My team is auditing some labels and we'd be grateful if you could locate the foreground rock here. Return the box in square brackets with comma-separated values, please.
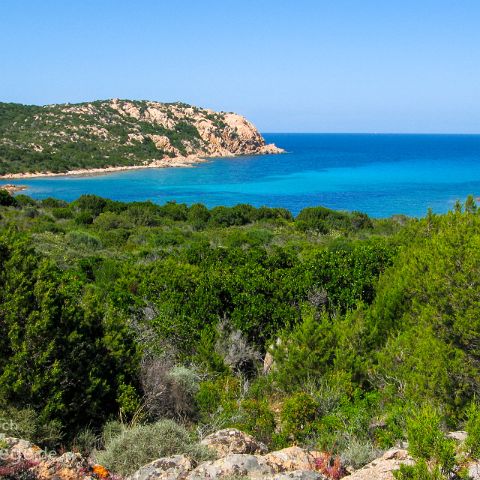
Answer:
[129, 455, 194, 480]
[186, 453, 274, 479]
[200, 428, 268, 456]
[0, 432, 416, 480]
[128, 446, 328, 480]
[0, 437, 94, 480]
[264, 447, 324, 473]
[347, 449, 413, 480]
[469, 461, 480, 480]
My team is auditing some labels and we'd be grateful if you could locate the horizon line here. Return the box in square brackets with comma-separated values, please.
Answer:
[262, 132, 480, 135]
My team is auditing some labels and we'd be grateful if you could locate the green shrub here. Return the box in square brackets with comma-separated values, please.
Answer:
[117, 382, 142, 417]
[95, 419, 214, 476]
[280, 392, 319, 443]
[0, 190, 16, 207]
[72, 427, 99, 456]
[273, 310, 336, 391]
[66, 231, 103, 250]
[340, 438, 381, 469]
[196, 377, 241, 429]
[295, 206, 372, 233]
[93, 211, 129, 229]
[101, 420, 124, 445]
[0, 404, 62, 448]
[374, 402, 407, 449]
[235, 399, 276, 445]
[465, 401, 480, 459]
[188, 203, 210, 229]
[51, 207, 73, 219]
[40, 197, 68, 208]
[400, 406, 456, 478]
[73, 194, 107, 216]
[74, 211, 94, 225]
[394, 460, 444, 480]
[13, 195, 36, 207]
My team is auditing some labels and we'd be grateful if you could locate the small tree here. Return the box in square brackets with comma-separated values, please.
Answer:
[465, 401, 480, 459]
[273, 308, 336, 391]
[394, 405, 456, 479]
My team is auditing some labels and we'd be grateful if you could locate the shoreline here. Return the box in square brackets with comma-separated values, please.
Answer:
[0, 155, 209, 180]
[0, 146, 285, 181]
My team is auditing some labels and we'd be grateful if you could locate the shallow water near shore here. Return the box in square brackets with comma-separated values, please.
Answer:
[3, 133, 480, 218]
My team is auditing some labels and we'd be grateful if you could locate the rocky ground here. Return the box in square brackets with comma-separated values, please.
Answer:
[0, 183, 26, 193]
[1, 429, 478, 480]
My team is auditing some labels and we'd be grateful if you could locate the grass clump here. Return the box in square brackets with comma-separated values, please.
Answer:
[340, 437, 381, 469]
[94, 419, 214, 476]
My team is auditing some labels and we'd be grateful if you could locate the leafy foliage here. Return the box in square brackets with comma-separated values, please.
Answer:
[0, 194, 479, 476]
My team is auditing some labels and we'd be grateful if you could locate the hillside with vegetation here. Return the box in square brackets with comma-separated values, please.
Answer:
[0, 99, 282, 176]
[0, 192, 480, 479]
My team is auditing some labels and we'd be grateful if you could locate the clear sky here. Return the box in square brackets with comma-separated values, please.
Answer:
[1, 0, 479, 133]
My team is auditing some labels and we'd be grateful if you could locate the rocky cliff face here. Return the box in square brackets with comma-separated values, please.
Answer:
[108, 99, 283, 157]
[0, 99, 283, 175]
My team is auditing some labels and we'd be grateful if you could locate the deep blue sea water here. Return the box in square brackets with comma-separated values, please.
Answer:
[3, 133, 480, 218]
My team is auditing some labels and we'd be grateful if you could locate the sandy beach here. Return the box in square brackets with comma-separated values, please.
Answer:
[0, 155, 208, 180]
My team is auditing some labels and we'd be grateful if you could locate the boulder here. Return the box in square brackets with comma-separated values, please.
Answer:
[200, 429, 268, 456]
[266, 472, 327, 480]
[185, 445, 329, 479]
[468, 462, 480, 480]
[3, 436, 45, 462]
[264, 446, 319, 472]
[347, 448, 413, 480]
[128, 455, 194, 480]
[186, 453, 274, 479]
[0, 439, 93, 480]
[125, 433, 333, 479]
[447, 430, 468, 442]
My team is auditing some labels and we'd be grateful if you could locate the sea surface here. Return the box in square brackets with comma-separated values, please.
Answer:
[3, 134, 480, 218]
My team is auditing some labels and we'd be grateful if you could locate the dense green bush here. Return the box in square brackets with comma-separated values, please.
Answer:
[196, 377, 241, 430]
[0, 190, 16, 207]
[0, 232, 140, 437]
[1, 194, 479, 462]
[0, 402, 62, 447]
[296, 206, 373, 233]
[371, 209, 480, 419]
[235, 399, 276, 445]
[280, 392, 319, 443]
[273, 310, 337, 391]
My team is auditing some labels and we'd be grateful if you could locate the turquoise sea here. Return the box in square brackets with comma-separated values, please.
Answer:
[3, 134, 480, 218]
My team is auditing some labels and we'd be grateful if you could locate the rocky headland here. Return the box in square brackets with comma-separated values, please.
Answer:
[0, 99, 284, 178]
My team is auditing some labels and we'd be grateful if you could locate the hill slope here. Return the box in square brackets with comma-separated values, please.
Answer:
[0, 99, 283, 176]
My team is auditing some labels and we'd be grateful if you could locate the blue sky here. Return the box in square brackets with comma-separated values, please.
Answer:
[1, 0, 479, 133]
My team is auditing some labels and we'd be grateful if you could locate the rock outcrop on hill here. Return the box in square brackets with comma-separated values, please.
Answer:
[0, 99, 284, 177]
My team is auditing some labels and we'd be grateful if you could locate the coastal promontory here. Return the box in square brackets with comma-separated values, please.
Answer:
[0, 99, 283, 177]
